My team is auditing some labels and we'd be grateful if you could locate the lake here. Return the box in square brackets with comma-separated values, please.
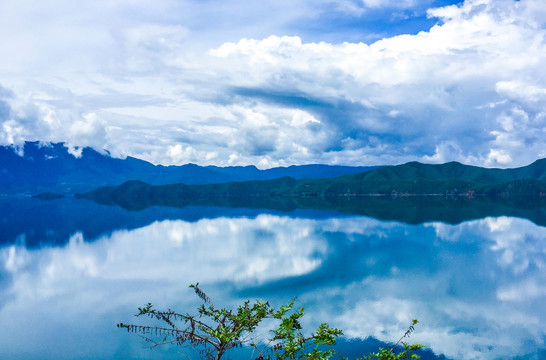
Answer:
[1, 197, 545, 359]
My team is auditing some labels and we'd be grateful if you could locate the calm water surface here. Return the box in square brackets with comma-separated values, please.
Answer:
[0, 198, 545, 359]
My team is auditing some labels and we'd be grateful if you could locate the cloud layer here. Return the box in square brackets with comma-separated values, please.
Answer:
[1, 0, 545, 167]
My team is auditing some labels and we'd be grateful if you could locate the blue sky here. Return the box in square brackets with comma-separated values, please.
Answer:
[1, 0, 545, 168]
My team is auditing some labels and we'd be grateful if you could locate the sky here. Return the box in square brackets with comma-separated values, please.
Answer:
[0, 0, 545, 168]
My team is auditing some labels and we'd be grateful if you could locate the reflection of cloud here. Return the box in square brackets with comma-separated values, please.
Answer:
[1, 215, 545, 359]
[430, 216, 546, 275]
[2, 215, 331, 288]
[0, 215, 332, 359]
[332, 283, 543, 360]
[409, 217, 546, 358]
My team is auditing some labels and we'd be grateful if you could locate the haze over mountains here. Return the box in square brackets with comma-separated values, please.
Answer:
[0, 142, 377, 194]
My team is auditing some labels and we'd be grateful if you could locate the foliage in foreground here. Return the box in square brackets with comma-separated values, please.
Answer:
[117, 283, 424, 360]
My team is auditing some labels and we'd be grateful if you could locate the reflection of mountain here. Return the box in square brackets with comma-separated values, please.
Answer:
[77, 190, 546, 226]
[0, 142, 376, 194]
[6, 194, 546, 249]
[0, 197, 300, 248]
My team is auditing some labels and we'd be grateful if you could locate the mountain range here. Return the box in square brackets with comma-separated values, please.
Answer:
[3, 141, 546, 225]
[77, 157, 546, 211]
[3, 141, 546, 211]
[0, 141, 377, 194]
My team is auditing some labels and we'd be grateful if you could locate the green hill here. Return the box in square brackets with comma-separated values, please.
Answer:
[289, 159, 546, 196]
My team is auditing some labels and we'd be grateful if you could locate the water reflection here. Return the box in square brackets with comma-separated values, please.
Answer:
[1, 213, 545, 359]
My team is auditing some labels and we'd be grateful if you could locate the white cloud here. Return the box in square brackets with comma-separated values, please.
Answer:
[485, 148, 513, 166]
[496, 80, 546, 104]
[202, 0, 546, 167]
[166, 143, 218, 164]
[1, 0, 546, 167]
[0, 89, 109, 151]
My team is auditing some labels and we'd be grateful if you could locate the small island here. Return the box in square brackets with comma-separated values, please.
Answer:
[32, 192, 65, 200]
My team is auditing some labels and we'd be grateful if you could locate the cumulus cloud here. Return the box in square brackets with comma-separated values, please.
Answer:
[205, 0, 546, 167]
[1, 0, 545, 167]
[0, 87, 109, 151]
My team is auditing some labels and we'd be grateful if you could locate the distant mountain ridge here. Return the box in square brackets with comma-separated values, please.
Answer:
[0, 141, 378, 194]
